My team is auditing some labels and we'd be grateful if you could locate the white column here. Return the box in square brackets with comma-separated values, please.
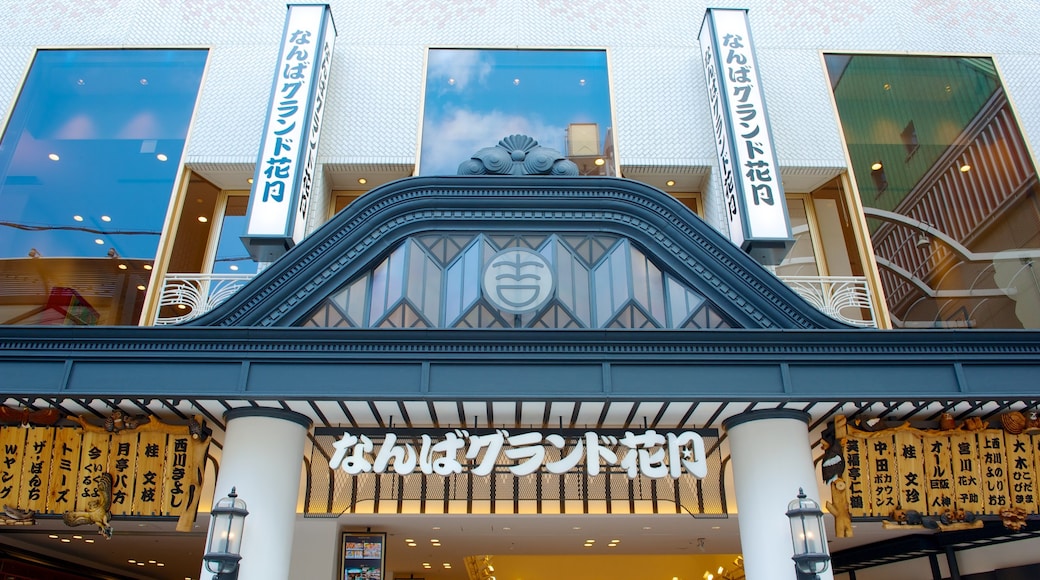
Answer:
[201, 408, 311, 580]
[724, 409, 833, 580]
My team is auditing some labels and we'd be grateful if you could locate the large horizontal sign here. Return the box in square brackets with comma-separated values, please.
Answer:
[243, 3, 337, 262]
[699, 8, 793, 265]
[328, 429, 708, 479]
[0, 412, 209, 533]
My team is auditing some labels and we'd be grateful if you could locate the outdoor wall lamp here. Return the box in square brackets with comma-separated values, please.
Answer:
[203, 488, 249, 580]
[786, 488, 830, 580]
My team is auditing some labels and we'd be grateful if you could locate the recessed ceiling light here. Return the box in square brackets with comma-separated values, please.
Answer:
[77, 79, 85, 85]
[666, 180, 676, 187]
[140, 78, 148, 85]
[143, 264, 153, 270]
[513, 78, 520, 85]
[448, 78, 455, 85]
[579, 79, 586, 86]
[48, 153, 60, 161]
[959, 164, 971, 172]
[230, 264, 239, 271]
[137, 562, 145, 566]
[156, 563, 164, 567]
[247, 177, 254, 184]
[502, 527, 511, 530]
[94, 238, 104, 245]
[198, 216, 208, 223]
[148, 560, 156, 564]
[594, 158, 605, 166]
[85, 539, 94, 543]
[137, 285, 147, 291]
[642, 526, 652, 530]
[128, 560, 136, 564]
[358, 178, 367, 185]
[711, 526, 721, 530]
[48, 534, 58, 539]
[883, 82, 891, 90]
[156, 153, 168, 162]
[101, 215, 111, 222]
[177, 304, 187, 310]
[871, 162, 883, 171]
[73, 215, 83, 221]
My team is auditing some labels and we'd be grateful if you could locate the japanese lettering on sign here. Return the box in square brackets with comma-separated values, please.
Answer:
[328, 429, 709, 480]
[831, 414, 1040, 535]
[698, 8, 792, 265]
[243, 4, 337, 262]
[0, 415, 209, 532]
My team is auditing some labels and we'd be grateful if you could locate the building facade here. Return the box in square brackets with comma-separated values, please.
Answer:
[1, 2, 1040, 580]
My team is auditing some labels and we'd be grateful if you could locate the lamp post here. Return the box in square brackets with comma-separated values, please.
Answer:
[203, 488, 249, 580]
[786, 488, 830, 580]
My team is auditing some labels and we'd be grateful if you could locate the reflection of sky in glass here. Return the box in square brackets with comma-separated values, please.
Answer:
[0, 50, 208, 259]
[212, 213, 259, 275]
[419, 49, 612, 175]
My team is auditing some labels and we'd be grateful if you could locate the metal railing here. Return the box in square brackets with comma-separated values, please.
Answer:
[156, 273, 879, 328]
[154, 273, 255, 325]
[778, 275, 878, 328]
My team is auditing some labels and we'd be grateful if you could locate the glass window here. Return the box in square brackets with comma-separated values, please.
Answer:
[0, 49, 207, 325]
[419, 49, 615, 176]
[826, 54, 1040, 329]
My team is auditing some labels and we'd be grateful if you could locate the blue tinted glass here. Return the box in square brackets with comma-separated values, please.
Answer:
[0, 49, 207, 325]
[420, 49, 614, 176]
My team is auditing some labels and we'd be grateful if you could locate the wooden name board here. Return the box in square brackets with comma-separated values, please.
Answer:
[0, 414, 209, 532]
[825, 414, 1037, 537]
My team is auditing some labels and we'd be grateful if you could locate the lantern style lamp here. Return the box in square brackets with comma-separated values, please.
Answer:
[786, 488, 830, 580]
[203, 488, 249, 580]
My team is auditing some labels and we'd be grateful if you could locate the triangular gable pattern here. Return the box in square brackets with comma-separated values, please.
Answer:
[188, 176, 852, 329]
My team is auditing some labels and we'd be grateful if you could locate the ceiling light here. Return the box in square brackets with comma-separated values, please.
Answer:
[579, 79, 586, 86]
[871, 161, 883, 171]
[959, 163, 971, 172]
[883, 82, 891, 90]
[73, 215, 83, 221]
[594, 158, 605, 166]
[443, 563, 451, 568]
[448, 78, 455, 85]
[229, 264, 239, 271]
[711, 526, 721, 530]
[85, 539, 94, 543]
[945, 84, 952, 93]
[666, 180, 676, 187]
[156, 153, 168, 162]
[128, 560, 136, 564]
[137, 285, 147, 291]
[48, 153, 60, 161]
[198, 216, 208, 223]
[73, 535, 82, 539]
[77, 79, 84, 85]
[143, 264, 152, 270]
[430, 538, 439, 543]
[101, 215, 111, 222]
[247, 177, 254, 184]
[156, 563, 164, 567]
[48, 534, 58, 539]
[177, 304, 187, 310]
[585, 539, 595, 543]
[357, 178, 367, 185]
[571, 526, 581, 530]
[94, 238, 104, 245]
[139, 78, 148, 85]
[513, 78, 520, 86]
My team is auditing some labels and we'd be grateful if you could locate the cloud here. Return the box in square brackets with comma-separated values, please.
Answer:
[427, 50, 492, 92]
[419, 108, 567, 175]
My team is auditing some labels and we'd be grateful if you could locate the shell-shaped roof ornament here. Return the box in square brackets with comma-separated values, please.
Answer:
[458, 134, 579, 176]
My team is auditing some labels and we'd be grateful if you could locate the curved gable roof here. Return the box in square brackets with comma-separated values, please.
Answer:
[188, 176, 852, 329]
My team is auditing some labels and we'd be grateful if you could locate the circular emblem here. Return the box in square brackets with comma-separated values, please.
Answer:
[482, 248, 554, 314]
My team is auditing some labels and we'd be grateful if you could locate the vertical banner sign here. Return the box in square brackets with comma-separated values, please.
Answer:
[243, 4, 337, 262]
[698, 8, 793, 265]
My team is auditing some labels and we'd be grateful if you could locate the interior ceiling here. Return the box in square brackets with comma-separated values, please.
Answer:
[0, 396, 1036, 579]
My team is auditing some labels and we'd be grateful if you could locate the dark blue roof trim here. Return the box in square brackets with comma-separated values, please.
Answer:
[187, 176, 851, 329]
[0, 326, 1038, 401]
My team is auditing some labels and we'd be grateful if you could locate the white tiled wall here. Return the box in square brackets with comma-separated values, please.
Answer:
[1, 0, 1039, 233]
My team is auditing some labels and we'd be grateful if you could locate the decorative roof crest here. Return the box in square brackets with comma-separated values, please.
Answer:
[457, 134, 579, 176]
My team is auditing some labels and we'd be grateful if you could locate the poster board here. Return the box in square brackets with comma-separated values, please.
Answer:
[340, 531, 386, 580]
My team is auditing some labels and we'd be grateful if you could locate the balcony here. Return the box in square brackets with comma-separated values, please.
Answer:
[778, 275, 878, 328]
[154, 273, 879, 328]
[154, 273, 255, 325]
